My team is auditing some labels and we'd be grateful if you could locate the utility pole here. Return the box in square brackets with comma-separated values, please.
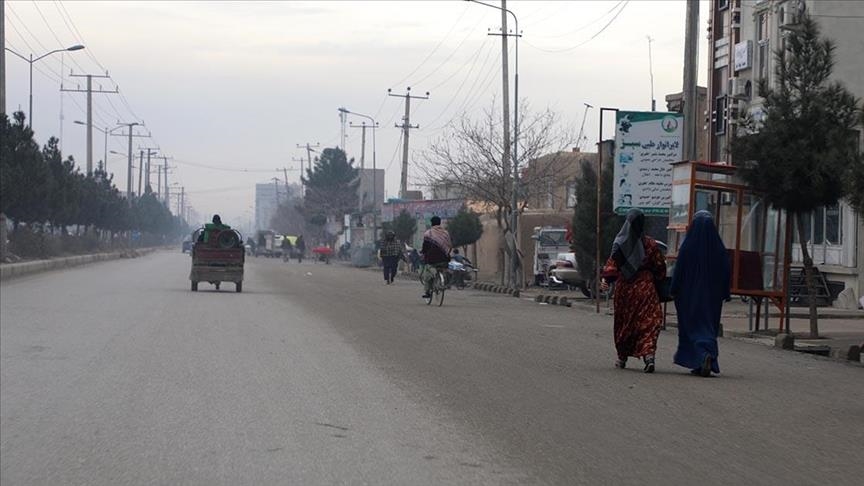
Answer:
[61, 73, 117, 175]
[1, 0, 5, 116]
[270, 177, 282, 208]
[647, 36, 656, 111]
[682, 0, 700, 161]
[349, 121, 369, 170]
[180, 187, 186, 222]
[296, 142, 320, 174]
[338, 107, 348, 150]
[139, 147, 159, 193]
[138, 150, 144, 196]
[477, 0, 521, 287]
[388, 87, 429, 199]
[111, 122, 147, 200]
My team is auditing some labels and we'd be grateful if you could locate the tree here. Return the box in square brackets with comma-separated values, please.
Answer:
[419, 101, 573, 287]
[300, 147, 359, 243]
[0, 112, 51, 226]
[571, 159, 623, 291]
[387, 210, 417, 245]
[447, 207, 483, 249]
[846, 105, 864, 214]
[730, 15, 862, 338]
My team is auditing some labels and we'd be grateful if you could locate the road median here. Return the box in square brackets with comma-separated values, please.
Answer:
[0, 247, 161, 281]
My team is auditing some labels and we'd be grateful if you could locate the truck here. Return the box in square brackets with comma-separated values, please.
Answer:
[531, 226, 571, 287]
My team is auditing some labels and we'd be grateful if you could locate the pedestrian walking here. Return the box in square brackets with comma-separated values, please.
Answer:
[295, 235, 306, 263]
[671, 210, 731, 377]
[601, 208, 666, 372]
[378, 231, 402, 284]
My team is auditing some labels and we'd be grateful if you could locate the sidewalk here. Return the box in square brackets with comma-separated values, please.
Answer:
[508, 285, 863, 363]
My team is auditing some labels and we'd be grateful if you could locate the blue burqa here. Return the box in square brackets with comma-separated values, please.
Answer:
[671, 211, 731, 373]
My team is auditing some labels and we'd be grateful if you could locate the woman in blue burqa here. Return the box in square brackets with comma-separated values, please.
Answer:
[671, 210, 731, 377]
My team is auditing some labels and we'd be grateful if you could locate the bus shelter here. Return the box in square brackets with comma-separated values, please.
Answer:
[668, 161, 792, 331]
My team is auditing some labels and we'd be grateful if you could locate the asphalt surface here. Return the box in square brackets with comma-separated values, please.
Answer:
[1, 250, 862, 485]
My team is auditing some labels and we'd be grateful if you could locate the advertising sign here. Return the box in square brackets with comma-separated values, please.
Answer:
[613, 111, 683, 216]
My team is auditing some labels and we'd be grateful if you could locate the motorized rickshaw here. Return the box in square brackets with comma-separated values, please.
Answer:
[189, 226, 245, 292]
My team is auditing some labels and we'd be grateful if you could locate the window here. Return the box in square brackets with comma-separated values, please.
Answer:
[566, 183, 577, 208]
[718, 0, 730, 11]
[713, 96, 727, 135]
[756, 11, 770, 82]
[796, 204, 843, 246]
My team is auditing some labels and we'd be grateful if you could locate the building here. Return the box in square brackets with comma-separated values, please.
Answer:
[706, 0, 864, 302]
[254, 182, 290, 232]
[357, 168, 385, 213]
[523, 148, 597, 212]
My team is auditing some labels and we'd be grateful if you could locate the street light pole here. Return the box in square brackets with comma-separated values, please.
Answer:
[3, 44, 85, 127]
[467, 0, 521, 287]
[343, 109, 380, 241]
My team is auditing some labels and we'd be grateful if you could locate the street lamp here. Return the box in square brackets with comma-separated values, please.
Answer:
[341, 108, 380, 240]
[466, 0, 520, 286]
[4, 44, 85, 127]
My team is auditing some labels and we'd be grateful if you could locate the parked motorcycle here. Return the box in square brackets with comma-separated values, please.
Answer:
[447, 260, 477, 290]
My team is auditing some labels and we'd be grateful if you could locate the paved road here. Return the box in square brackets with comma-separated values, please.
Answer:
[2, 251, 862, 485]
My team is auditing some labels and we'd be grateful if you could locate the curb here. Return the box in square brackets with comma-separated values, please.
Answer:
[472, 281, 521, 298]
[0, 248, 159, 281]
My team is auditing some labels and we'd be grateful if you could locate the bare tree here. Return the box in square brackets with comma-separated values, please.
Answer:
[419, 101, 574, 286]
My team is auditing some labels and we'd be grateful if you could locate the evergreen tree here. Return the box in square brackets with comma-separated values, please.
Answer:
[447, 207, 483, 249]
[570, 159, 622, 293]
[730, 16, 861, 337]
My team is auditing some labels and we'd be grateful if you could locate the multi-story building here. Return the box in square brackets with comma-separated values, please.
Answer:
[707, 0, 864, 301]
[254, 182, 290, 232]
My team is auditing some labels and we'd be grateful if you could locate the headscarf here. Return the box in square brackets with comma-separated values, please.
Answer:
[611, 208, 646, 281]
[672, 210, 730, 299]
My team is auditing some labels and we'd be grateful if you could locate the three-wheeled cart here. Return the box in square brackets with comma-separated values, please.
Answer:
[189, 228, 245, 292]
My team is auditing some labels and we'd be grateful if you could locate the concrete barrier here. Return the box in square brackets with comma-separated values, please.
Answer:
[0, 248, 158, 281]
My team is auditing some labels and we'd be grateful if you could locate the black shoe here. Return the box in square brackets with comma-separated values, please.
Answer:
[615, 357, 627, 369]
[699, 355, 712, 377]
[643, 356, 655, 374]
[421, 293, 431, 299]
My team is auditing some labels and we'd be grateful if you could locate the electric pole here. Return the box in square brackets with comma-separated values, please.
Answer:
[140, 147, 159, 193]
[110, 122, 148, 200]
[647, 36, 656, 111]
[388, 87, 429, 199]
[296, 142, 320, 174]
[138, 150, 144, 196]
[61, 73, 117, 175]
[349, 121, 369, 170]
[338, 107, 348, 150]
[682, 0, 700, 161]
[180, 187, 186, 222]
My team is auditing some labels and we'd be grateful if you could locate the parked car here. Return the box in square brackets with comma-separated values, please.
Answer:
[548, 252, 591, 296]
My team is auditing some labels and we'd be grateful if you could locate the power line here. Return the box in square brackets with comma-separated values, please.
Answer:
[428, 36, 491, 91]
[54, 0, 108, 72]
[424, 40, 499, 131]
[388, 2, 471, 90]
[171, 158, 282, 173]
[523, 1, 629, 54]
[529, 1, 624, 39]
[410, 23, 481, 88]
[31, 0, 88, 74]
[4, 7, 64, 81]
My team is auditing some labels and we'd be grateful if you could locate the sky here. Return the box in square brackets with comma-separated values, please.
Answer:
[3, 0, 710, 228]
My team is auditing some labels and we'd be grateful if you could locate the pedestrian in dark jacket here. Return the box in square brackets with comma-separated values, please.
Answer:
[378, 231, 403, 284]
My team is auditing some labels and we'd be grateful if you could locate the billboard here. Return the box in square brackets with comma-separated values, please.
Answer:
[381, 198, 465, 225]
[613, 111, 683, 216]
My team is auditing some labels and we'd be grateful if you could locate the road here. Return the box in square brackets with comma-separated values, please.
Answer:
[2, 251, 862, 485]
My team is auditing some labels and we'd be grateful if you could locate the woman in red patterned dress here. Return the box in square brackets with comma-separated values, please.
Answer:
[600, 209, 666, 373]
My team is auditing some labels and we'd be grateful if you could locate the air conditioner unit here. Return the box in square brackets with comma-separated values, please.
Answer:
[731, 78, 750, 99]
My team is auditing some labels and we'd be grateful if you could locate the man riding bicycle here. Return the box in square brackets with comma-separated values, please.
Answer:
[420, 216, 452, 299]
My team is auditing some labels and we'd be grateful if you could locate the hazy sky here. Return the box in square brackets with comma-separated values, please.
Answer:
[4, 0, 709, 227]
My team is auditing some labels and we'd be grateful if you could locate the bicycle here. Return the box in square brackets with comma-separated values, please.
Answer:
[421, 264, 447, 306]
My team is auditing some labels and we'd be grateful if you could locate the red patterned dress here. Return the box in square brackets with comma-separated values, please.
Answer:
[603, 237, 666, 359]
